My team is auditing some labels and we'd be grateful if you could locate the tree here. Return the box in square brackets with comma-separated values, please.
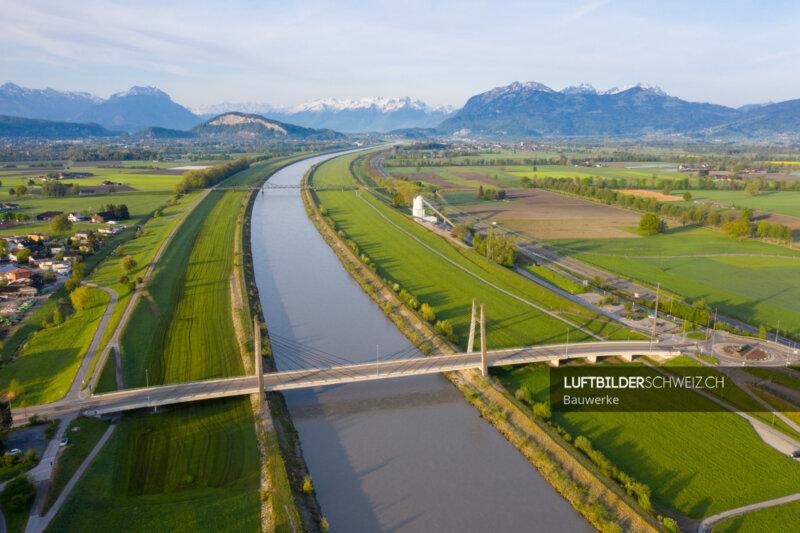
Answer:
[452, 224, 470, 242]
[15, 249, 30, 264]
[707, 210, 720, 226]
[745, 180, 760, 196]
[8, 188, 14, 197]
[16, 185, 27, 197]
[682, 191, 692, 202]
[52, 307, 63, 325]
[0, 476, 35, 513]
[638, 213, 664, 235]
[121, 255, 137, 274]
[71, 184, 81, 196]
[70, 286, 91, 311]
[759, 325, 767, 339]
[51, 214, 72, 233]
[0, 400, 11, 435]
[475, 185, 484, 200]
[756, 221, 771, 239]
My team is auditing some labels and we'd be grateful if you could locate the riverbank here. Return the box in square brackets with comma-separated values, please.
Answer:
[300, 165, 661, 532]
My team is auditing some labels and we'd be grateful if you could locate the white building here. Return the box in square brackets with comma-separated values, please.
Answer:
[412, 196, 438, 224]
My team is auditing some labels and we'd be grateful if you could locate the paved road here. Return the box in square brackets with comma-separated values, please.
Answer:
[25, 420, 117, 533]
[11, 341, 679, 421]
[68, 284, 117, 400]
[698, 491, 800, 533]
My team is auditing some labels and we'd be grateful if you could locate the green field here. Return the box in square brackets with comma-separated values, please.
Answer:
[47, 399, 261, 533]
[313, 152, 639, 350]
[549, 226, 800, 336]
[674, 189, 800, 219]
[493, 363, 800, 518]
[713, 500, 800, 532]
[0, 287, 109, 406]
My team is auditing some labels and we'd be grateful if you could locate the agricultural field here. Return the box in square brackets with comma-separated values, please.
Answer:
[492, 362, 800, 518]
[549, 226, 800, 336]
[312, 152, 639, 349]
[672, 189, 800, 222]
[0, 287, 109, 406]
[47, 399, 261, 533]
[120, 190, 244, 386]
[443, 187, 641, 239]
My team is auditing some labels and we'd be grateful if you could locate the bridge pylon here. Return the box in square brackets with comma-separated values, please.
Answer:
[467, 299, 477, 353]
[254, 317, 264, 409]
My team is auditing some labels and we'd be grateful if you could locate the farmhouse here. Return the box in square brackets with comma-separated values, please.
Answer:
[98, 226, 124, 236]
[36, 211, 63, 222]
[68, 212, 89, 223]
[73, 230, 92, 242]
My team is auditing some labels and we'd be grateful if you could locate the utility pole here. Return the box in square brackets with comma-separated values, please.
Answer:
[480, 304, 487, 377]
[467, 299, 477, 354]
[650, 282, 660, 351]
[711, 309, 718, 357]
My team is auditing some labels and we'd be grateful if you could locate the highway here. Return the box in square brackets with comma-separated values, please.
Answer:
[11, 341, 680, 423]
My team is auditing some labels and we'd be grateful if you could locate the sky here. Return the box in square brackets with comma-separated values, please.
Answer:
[1, 0, 799, 110]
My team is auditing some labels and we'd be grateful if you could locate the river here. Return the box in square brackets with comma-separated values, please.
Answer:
[250, 151, 591, 532]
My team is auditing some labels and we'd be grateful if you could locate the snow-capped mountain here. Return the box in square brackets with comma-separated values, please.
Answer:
[193, 96, 453, 132]
[600, 83, 667, 96]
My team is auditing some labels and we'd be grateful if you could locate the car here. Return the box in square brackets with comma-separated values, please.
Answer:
[791, 450, 800, 458]
[8, 448, 21, 455]
[59, 438, 69, 447]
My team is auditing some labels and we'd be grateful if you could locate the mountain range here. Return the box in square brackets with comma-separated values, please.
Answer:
[437, 81, 800, 139]
[1, 81, 799, 139]
[193, 97, 453, 133]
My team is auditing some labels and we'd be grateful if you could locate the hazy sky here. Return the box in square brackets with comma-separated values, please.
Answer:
[2, 0, 798, 109]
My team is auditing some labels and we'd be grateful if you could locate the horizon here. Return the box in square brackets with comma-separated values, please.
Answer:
[2, 0, 799, 109]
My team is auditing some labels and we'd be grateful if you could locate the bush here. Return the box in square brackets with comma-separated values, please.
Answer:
[302, 475, 313, 493]
[434, 320, 458, 343]
[419, 303, 436, 323]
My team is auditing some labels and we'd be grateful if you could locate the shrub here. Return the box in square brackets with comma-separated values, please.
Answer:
[0, 476, 35, 512]
[419, 303, 436, 323]
[302, 475, 313, 493]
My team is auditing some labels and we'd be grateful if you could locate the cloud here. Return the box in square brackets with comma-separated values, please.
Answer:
[561, 0, 612, 24]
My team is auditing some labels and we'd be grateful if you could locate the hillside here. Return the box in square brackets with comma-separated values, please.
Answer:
[190, 112, 345, 140]
[0, 115, 117, 139]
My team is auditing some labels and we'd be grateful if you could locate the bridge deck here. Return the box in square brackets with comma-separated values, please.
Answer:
[72, 341, 678, 417]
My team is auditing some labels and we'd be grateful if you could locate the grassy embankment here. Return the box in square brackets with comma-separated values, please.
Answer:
[306, 153, 662, 532]
[46, 399, 260, 533]
[313, 153, 640, 349]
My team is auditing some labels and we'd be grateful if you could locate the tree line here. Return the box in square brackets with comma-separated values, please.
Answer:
[174, 157, 250, 193]
[526, 175, 794, 243]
